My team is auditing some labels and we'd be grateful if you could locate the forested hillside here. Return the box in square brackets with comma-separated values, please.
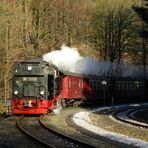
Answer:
[0, 0, 147, 100]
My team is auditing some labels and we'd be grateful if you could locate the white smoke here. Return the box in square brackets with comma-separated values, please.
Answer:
[74, 58, 112, 76]
[43, 44, 82, 73]
[43, 44, 145, 78]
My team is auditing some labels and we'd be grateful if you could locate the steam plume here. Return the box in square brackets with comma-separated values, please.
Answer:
[43, 44, 145, 78]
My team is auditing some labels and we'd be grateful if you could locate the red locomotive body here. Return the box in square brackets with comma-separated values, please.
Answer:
[11, 99, 54, 114]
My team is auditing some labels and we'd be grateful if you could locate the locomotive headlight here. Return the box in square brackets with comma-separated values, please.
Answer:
[14, 90, 19, 95]
[27, 66, 32, 71]
[40, 86, 46, 96]
[40, 91, 45, 95]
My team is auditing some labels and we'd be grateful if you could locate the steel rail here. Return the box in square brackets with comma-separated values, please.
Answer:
[128, 107, 148, 124]
[39, 115, 95, 148]
[112, 107, 148, 129]
[16, 115, 55, 148]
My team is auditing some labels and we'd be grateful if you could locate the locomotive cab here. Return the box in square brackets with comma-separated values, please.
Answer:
[12, 57, 60, 114]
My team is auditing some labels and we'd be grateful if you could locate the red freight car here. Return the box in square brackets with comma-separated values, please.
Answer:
[55, 71, 87, 107]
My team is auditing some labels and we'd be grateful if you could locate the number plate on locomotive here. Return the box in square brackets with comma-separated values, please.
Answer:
[23, 77, 37, 81]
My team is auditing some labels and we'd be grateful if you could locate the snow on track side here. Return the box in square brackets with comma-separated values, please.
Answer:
[73, 105, 148, 148]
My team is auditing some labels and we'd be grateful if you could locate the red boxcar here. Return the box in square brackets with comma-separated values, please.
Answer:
[57, 72, 88, 106]
[61, 75, 84, 99]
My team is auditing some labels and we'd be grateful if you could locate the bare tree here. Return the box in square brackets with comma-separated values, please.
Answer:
[0, 0, 24, 105]
[90, 0, 139, 63]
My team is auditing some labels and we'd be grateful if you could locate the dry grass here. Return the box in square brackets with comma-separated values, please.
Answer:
[90, 113, 148, 141]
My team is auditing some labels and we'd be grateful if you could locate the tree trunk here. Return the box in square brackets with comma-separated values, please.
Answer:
[4, 21, 10, 106]
[22, 0, 27, 49]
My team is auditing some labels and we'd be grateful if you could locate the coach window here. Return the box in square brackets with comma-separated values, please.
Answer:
[131, 82, 134, 90]
[132, 83, 135, 90]
[125, 82, 127, 90]
[121, 82, 123, 90]
[94, 81, 97, 90]
[126, 82, 128, 90]
[116, 82, 119, 90]
[130, 82, 133, 90]
[93, 81, 96, 90]
[92, 80, 95, 90]
[140, 82, 144, 88]
[127, 82, 130, 90]
[78, 80, 80, 88]
[89, 80, 93, 90]
[96, 81, 99, 90]
[139, 82, 141, 88]
[95, 81, 98, 90]
[68, 79, 71, 88]
[121, 82, 124, 90]
[95, 81, 97, 89]
[135, 82, 139, 89]
[117, 82, 121, 90]
[97, 81, 100, 90]
[127, 82, 129, 90]
[117, 82, 120, 90]
[120, 82, 122, 90]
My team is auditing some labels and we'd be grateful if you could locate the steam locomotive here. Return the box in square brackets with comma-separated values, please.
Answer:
[11, 57, 146, 114]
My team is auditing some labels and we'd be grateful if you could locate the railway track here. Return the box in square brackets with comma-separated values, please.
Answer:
[112, 106, 148, 129]
[16, 115, 95, 148]
[129, 107, 148, 124]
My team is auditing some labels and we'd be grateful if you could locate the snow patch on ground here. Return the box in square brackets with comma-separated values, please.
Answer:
[73, 104, 148, 148]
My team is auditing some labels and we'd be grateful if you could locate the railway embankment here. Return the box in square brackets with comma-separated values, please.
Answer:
[0, 104, 148, 148]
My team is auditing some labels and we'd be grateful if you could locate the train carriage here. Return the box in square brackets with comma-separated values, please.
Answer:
[111, 77, 145, 104]
[60, 72, 85, 106]
[85, 76, 111, 105]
